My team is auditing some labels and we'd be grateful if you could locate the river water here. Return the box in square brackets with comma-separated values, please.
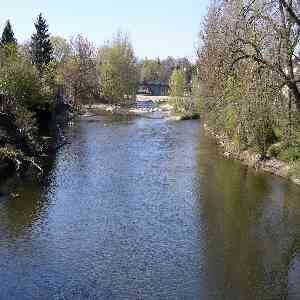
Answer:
[0, 115, 300, 300]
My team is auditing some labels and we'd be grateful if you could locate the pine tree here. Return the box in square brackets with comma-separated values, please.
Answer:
[1, 20, 17, 46]
[30, 13, 53, 72]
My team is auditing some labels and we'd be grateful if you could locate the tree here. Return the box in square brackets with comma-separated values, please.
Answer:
[0, 46, 47, 171]
[30, 13, 53, 73]
[230, 0, 300, 112]
[169, 68, 192, 113]
[139, 56, 191, 84]
[0, 48, 49, 110]
[97, 31, 138, 104]
[1, 20, 17, 46]
[140, 58, 161, 81]
[50, 36, 70, 64]
[159, 56, 176, 82]
[169, 68, 185, 97]
[175, 57, 192, 83]
[196, 0, 300, 158]
[58, 35, 98, 106]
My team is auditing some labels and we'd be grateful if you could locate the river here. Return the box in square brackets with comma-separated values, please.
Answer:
[0, 114, 300, 300]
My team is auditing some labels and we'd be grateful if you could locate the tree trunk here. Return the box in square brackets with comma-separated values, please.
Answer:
[289, 82, 300, 112]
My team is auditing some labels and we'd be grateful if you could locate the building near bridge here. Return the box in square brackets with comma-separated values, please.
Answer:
[137, 80, 169, 96]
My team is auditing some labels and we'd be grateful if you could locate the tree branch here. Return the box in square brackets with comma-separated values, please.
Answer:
[279, 0, 300, 27]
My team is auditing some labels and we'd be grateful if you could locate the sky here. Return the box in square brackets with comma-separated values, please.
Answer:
[0, 0, 209, 60]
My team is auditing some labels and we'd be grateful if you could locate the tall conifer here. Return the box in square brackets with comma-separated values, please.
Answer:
[1, 20, 17, 46]
[30, 13, 53, 72]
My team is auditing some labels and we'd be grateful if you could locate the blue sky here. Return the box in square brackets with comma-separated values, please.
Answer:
[0, 0, 209, 60]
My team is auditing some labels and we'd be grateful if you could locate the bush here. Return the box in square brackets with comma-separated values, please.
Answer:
[291, 161, 300, 177]
[172, 97, 196, 113]
[275, 130, 300, 162]
[273, 127, 283, 141]
[267, 143, 283, 158]
[278, 146, 300, 162]
[0, 49, 51, 110]
[223, 106, 237, 138]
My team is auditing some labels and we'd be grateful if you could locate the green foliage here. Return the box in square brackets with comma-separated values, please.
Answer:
[50, 36, 70, 64]
[0, 42, 17, 58]
[0, 147, 42, 174]
[1, 20, 17, 46]
[30, 13, 53, 73]
[290, 161, 300, 178]
[266, 128, 300, 162]
[99, 62, 119, 102]
[170, 68, 197, 113]
[223, 106, 237, 137]
[97, 32, 138, 104]
[278, 146, 300, 162]
[251, 115, 276, 156]
[169, 68, 185, 97]
[191, 75, 201, 100]
[278, 130, 300, 162]
[0, 148, 24, 164]
[140, 59, 161, 81]
[224, 75, 244, 104]
[41, 60, 57, 96]
[272, 127, 283, 141]
[138, 56, 192, 84]
[267, 143, 283, 158]
[14, 105, 37, 136]
[0, 50, 49, 109]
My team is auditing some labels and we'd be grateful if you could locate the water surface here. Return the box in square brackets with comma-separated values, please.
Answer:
[0, 115, 300, 299]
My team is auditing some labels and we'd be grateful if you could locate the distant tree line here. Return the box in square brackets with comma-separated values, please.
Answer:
[138, 56, 193, 84]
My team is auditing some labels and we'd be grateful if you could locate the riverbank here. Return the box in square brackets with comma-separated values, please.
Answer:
[0, 102, 74, 180]
[204, 124, 300, 186]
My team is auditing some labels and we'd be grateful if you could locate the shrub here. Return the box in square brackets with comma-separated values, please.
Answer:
[223, 106, 237, 138]
[278, 146, 300, 162]
[267, 143, 283, 158]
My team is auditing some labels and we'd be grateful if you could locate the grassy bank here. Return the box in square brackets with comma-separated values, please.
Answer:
[204, 124, 300, 186]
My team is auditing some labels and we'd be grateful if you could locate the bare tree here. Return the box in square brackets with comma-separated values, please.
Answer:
[59, 35, 98, 106]
[231, 0, 300, 111]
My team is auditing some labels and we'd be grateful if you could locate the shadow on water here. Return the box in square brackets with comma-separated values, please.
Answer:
[0, 152, 58, 240]
[197, 129, 300, 300]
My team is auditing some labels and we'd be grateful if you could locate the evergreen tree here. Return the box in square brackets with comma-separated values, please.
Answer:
[1, 20, 17, 46]
[30, 13, 53, 72]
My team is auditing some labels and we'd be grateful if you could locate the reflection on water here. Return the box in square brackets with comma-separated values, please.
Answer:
[0, 115, 300, 299]
[198, 133, 300, 299]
